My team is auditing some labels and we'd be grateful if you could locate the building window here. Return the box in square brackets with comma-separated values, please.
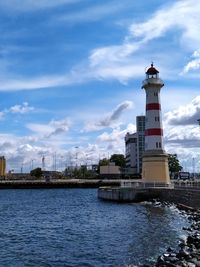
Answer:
[159, 142, 161, 148]
[154, 92, 158, 96]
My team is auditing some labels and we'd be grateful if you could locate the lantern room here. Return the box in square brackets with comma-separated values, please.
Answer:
[146, 63, 159, 79]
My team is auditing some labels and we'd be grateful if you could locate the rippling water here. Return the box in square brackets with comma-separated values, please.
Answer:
[0, 189, 188, 267]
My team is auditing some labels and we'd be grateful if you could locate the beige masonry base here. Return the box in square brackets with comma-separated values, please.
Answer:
[142, 151, 170, 184]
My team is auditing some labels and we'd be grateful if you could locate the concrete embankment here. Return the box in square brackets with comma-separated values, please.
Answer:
[0, 179, 120, 189]
[98, 187, 200, 208]
[155, 187, 200, 209]
[98, 187, 160, 202]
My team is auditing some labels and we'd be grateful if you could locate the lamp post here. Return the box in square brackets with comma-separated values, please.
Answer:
[21, 163, 24, 174]
[60, 156, 63, 171]
[31, 159, 35, 170]
[75, 146, 79, 168]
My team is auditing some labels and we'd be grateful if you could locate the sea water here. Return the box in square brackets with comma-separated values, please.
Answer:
[0, 189, 188, 267]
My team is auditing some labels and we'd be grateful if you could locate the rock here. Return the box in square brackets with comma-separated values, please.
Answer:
[167, 256, 178, 263]
[178, 242, 186, 249]
[177, 249, 190, 259]
[165, 262, 178, 267]
[156, 255, 165, 265]
[190, 258, 200, 266]
[155, 207, 200, 267]
[163, 253, 170, 258]
[167, 247, 173, 253]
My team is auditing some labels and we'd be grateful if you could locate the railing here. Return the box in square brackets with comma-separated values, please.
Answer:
[121, 179, 200, 189]
[120, 180, 173, 189]
[173, 180, 200, 189]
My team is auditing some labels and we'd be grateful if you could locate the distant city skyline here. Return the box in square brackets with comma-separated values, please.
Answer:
[0, 0, 200, 172]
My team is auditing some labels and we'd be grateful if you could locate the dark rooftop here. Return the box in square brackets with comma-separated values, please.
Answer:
[146, 63, 159, 75]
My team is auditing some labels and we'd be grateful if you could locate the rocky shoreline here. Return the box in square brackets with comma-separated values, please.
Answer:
[151, 203, 200, 267]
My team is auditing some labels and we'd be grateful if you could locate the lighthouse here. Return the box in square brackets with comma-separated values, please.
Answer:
[142, 63, 170, 184]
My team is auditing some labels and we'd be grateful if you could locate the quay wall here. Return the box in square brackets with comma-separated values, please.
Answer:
[98, 187, 160, 202]
[0, 179, 121, 189]
[152, 188, 200, 209]
[98, 187, 200, 208]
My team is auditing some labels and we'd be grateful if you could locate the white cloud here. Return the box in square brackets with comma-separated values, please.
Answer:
[0, 131, 72, 172]
[8, 102, 34, 114]
[129, 0, 200, 47]
[89, 0, 200, 80]
[0, 112, 5, 120]
[162, 95, 200, 164]
[1, 0, 200, 92]
[97, 124, 135, 144]
[27, 117, 71, 138]
[164, 95, 200, 125]
[0, 102, 34, 120]
[182, 50, 200, 74]
[58, 1, 133, 24]
[0, 75, 70, 91]
[0, 0, 81, 12]
[84, 101, 133, 132]
[96, 123, 136, 155]
[165, 125, 200, 143]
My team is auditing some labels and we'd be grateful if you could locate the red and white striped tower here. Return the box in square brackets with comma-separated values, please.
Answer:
[142, 63, 170, 184]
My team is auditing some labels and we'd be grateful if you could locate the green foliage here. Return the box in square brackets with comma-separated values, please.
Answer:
[30, 167, 42, 178]
[110, 154, 125, 168]
[97, 154, 125, 173]
[168, 154, 182, 177]
[99, 158, 110, 166]
[70, 166, 97, 179]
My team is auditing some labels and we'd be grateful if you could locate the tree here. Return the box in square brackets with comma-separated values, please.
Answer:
[30, 167, 43, 179]
[99, 158, 110, 166]
[168, 154, 182, 178]
[110, 154, 126, 168]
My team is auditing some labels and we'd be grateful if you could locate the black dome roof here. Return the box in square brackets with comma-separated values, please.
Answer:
[146, 63, 159, 75]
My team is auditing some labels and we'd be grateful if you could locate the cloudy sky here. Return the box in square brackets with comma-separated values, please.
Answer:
[1, 0, 200, 172]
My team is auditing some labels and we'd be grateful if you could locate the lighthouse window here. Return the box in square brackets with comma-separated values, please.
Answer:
[159, 142, 161, 148]
[156, 142, 159, 148]
[155, 117, 159, 121]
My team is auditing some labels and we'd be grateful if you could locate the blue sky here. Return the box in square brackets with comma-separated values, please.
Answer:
[1, 0, 200, 172]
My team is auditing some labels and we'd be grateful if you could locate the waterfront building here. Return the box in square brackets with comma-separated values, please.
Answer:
[0, 156, 6, 177]
[125, 132, 137, 174]
[100, 162, 121, 179]
[125, 116, 145, 175]
[136, 116, 145, 173]
[141, 63, 170, 184]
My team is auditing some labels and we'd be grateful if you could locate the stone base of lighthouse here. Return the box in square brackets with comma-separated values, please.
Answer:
[142, 150, 170, 185]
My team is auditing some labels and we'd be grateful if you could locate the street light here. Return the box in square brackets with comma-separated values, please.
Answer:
[31, 159, 35, 171]
[75, 146, 79, 168]
[21, 163, 24, 174]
